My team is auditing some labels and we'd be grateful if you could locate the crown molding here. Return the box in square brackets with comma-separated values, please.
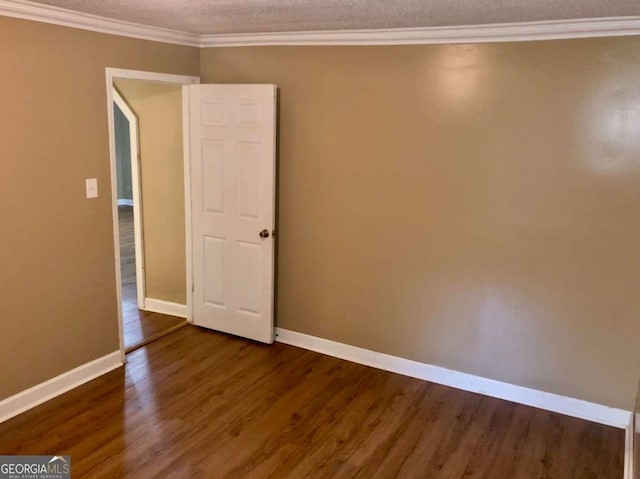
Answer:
[0, 0, 639, 48]
[199, 17, 640, 47]
[0, 0, 200, 46]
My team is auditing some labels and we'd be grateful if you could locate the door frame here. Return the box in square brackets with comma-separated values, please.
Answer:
[112, 87, 145, 308]
[105, 68, 200, 362]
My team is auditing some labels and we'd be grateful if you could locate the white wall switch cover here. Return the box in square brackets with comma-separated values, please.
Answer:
[85, 178, 98, 199]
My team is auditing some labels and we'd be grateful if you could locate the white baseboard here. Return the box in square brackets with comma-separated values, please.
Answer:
[275, 328, 631, 429]
[117, 199, 134, 206]
[144, 298, 187, 318]
[0, 351, 122, 424]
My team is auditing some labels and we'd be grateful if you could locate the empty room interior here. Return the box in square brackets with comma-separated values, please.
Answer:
[1, 1, 640, 478]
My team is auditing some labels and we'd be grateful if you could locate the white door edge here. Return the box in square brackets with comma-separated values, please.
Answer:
[182, 85, 194, 323]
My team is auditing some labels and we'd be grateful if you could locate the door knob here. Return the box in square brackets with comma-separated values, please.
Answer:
[259, 229, 270, 239]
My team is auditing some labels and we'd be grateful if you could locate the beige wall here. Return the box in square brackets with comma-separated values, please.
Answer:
[0, 16, 199, 401]
[2, 14, 639, 412]
[201, 40, 640, 410]
[114, 80, 186, 304]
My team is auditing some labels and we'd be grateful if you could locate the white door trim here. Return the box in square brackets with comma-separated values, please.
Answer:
[182, 85, 193, 323]
[112, 87, 145, 309]
[105, 68, 200, 361]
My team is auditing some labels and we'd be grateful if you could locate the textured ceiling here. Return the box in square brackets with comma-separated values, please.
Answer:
[28, 0, 640, 35]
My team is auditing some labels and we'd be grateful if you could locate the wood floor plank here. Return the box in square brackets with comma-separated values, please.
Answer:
[0, 326, 624, 478]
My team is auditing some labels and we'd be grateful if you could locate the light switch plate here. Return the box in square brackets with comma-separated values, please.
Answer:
[85, 178, 98, 199]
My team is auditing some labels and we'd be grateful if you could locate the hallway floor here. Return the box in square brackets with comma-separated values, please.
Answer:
[119, 205, 185, 350]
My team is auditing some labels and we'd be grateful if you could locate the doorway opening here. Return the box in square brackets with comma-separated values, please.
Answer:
[106, 69, 199, 358]
[113, 89, 144, 310]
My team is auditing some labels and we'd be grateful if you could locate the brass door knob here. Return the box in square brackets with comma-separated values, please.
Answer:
[259, 229, 270, 239]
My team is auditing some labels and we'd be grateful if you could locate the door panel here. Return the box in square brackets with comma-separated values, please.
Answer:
[187, 84, 276, 344]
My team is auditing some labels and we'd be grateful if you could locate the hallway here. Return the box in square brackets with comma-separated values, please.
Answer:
[119, 205, 185, 351]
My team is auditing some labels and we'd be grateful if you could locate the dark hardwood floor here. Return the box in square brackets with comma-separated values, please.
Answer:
[119, 205, 185, 351]
[0, 326, 623, 478]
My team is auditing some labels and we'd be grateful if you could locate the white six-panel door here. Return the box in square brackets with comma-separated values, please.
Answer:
[186, 84, 276, 344]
